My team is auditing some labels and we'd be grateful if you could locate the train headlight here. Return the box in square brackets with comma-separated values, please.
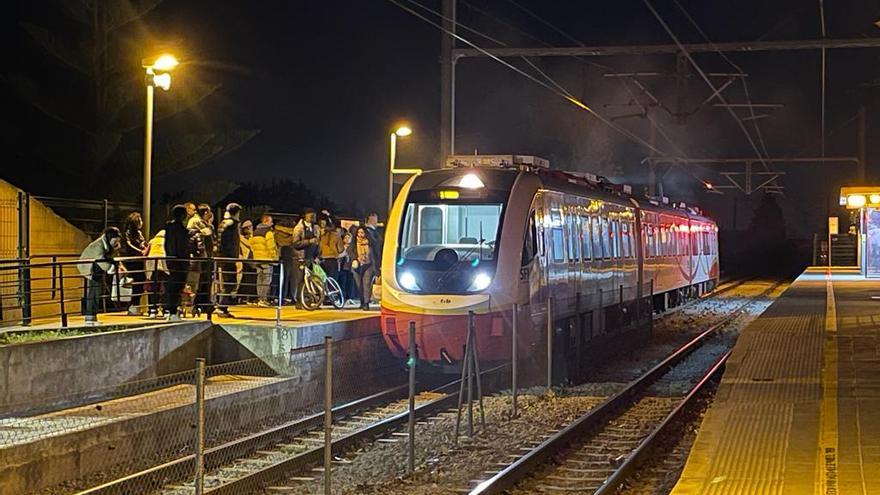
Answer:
[469, 272, 492, 292]
[399, 271, 420, 291]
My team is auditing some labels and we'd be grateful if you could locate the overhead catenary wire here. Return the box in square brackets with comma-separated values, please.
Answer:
[672, 0, 773, 163]
[643, 0, 771, 172]
[477, 0, 694, 162]
[388, 0, 669, 157]
[459, 0, 690, 160]
[464, 1, 723, 187]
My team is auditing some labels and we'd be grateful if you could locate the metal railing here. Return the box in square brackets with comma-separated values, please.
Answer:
[0, 254, 290, 329]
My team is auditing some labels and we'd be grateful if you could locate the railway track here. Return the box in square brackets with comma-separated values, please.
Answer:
[465, 279, 784, 495]
[78, 368, 502, 495]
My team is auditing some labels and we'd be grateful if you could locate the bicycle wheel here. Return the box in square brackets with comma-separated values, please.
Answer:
[324, 277, 345, 309]
[298, 275, 325, 311]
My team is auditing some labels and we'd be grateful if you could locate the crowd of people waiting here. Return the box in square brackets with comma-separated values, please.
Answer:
[77, 202, 384, 325]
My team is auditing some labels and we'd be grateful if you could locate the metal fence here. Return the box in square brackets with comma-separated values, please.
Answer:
[0, 332, 406, 495]
[0, 254, 292, 329]
[32, 196, 140, 240]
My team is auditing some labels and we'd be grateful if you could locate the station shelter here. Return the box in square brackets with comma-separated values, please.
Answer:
[840, 185, 880, 277]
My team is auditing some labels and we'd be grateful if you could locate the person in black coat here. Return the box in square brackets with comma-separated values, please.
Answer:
[164, 204, 191, 320]
[216, 203, 242, 317]
[122, 212, 147, 315]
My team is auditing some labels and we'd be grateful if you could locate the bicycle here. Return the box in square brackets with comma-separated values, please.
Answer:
[299, 260, 345, 310]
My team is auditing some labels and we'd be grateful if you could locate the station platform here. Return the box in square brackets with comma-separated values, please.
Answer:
[11, 303, 378, 332]
[672, 267, 880, 494]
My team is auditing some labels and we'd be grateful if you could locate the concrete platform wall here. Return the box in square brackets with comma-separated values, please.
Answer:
[0, 316, 386, 415]
[0, 321, 212, 413]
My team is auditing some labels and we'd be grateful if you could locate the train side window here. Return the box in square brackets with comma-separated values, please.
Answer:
[522, 212, 537, 265]
[611, 219, 620, 259]
[622, 221, 631, 258]
[644, 224, 653, 258]
[551, 228, 565, 262]
[591, 216, 603, 259]
[659, 226, 667, 256]
[690, 227, 698, 255]
[601, 217, 611, 259]
[567, 209, 579, 262]
[581, 215, 592, 261]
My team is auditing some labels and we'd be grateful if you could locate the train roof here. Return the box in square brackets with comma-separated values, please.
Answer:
[412, 155, 716, 225]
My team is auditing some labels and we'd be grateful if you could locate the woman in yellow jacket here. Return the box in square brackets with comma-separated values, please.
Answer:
[250, 214, 277, 306]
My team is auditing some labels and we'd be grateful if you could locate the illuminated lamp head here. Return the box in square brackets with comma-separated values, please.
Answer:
[457, 173, 484, 189]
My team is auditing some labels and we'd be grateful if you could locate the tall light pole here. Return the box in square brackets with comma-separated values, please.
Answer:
[389, 125, 412, 217]
[142, 54, 178, 237]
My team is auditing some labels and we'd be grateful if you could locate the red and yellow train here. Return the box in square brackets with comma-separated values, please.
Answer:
[380, 155, 719, 368]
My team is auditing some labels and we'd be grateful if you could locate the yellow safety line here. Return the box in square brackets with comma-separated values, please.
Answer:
[818, 268, 839, 495]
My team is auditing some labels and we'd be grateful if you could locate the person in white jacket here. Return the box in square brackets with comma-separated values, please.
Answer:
[77, 227, 123, 325]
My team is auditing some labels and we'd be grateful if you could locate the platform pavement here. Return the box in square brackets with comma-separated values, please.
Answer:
[3, 302, 379, 333]
[671, 267, 880, 494]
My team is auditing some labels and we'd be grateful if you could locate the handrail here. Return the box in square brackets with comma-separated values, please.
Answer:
[1, 255, 288, 328]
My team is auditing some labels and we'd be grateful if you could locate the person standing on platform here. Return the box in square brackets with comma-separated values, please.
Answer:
[365, 212, 384, 273]
[163, 205, 191, 321]
[78, 227, 123, 325]
[251, 213, 277, 306]
[274, 216, 296, 304]
[350, 226, 378, 310]
[338, 231, 356, 304]
[122, 212, 148, 316]
[237, 220, 257, 303]
[216, 203, 242, 317]
[188, 204, 214, 317]
[144, 229, 169, 318]
[291, 208, 319, 308]
[318, 213, 344, 281]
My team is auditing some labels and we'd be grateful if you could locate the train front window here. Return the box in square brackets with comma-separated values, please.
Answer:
[398, 202, 504, 293]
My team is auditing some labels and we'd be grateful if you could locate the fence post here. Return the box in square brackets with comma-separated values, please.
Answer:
[59, 264, 67, 328]
[51, 256, 57, 299]
[575, 292, 582, 381]
[408, 320, 416, 475]
[546, 296, 553, 393]
[209, 259, 217, 322]
[511, 303, 518, 418]
[194, 358, 206, 495]
[324, 336, 333, 495]
[276, 262, 284, 327]
[17, 191, 31, 326]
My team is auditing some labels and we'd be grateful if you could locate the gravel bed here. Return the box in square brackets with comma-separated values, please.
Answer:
[254, 279, 786, 495]
[618, 382, 719, 495]
[260, 394, 605, 494]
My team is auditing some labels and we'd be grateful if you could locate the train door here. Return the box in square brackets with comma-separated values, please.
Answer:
[565, 195, 581, 304]
[520, 206, 541, 305]
[546, 193, 567, 299]
[531, 192, 549, 308]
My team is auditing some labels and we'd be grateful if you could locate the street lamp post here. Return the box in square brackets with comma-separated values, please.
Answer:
[389, 125, 412, 217]
[142, 54, 178, 237]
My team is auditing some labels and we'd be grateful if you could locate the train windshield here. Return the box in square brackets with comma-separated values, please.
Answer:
[400, 203, 503, 261]
[397, 202, 504, 293]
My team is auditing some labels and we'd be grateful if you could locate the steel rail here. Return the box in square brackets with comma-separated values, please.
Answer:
[593, 349, 730, 495]
[78, 365, 504, 495]
[205, 366, 503, 495]
[468, 280, 783, 495]
[74, 384, 411, 495]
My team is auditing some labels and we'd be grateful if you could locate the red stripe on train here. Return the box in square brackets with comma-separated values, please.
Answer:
[380, 307, 512, 362]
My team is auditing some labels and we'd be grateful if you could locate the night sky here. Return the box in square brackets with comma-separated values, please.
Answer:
[3, 0, 880, 239]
